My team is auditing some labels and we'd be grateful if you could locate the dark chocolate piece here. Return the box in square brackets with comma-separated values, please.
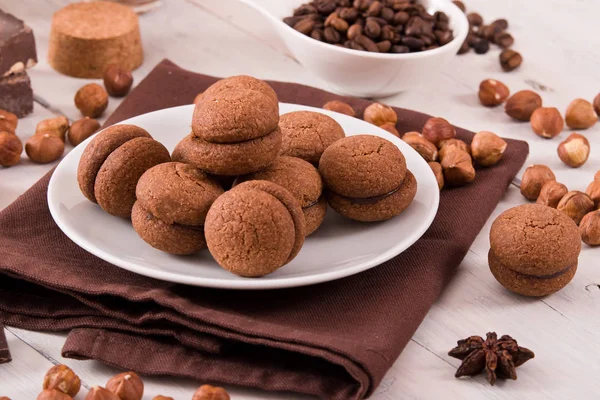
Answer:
[0, 322, 11, 364]
[0, 9, 37, 76]
[0, 70, 33, 117]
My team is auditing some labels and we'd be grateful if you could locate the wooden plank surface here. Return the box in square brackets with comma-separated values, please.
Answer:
[1, 0, 599, 398]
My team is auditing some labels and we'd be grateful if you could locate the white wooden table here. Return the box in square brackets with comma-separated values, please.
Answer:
[1, 0, 599, 399]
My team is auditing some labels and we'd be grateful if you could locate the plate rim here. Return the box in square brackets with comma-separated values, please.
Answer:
[48, 103, 440, 290]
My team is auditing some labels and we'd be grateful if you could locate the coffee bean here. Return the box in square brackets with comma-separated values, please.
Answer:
[324, 26, 342, 43]
[294, 18, 316, 35]
[426, 45, 439, 50]
[283, 16, 302, 27]
[347, 23, 363, 40]
[499, 49, 522, 71]
[365, 18, 382, 38]
[492, 18, 508, 30]
[484, 22, 504, 40]
[366, 1, 383, 16]
[467, 12, 483, 26]
[391, 44, 410, 53]
[311, 28, 324, 41]
[458, 39, 470, 54]
[402, 36, 424, 50]
[370, 16, 389, 26]
[331, 16, 349, 31]
[339, 7, 359, 22]
[338, 0, 351, 6]
[393, 11, 410, 25]
[494, 32, 514, 48]
[294, 4, 317, 16]
[355, 34, 379, 51]
[315, 0, 337, 15]
[434, 30, 453, 46]
[435, 20, 449, 31]
[376, 40, 392, 52]
[405, 16, 424, 36]
[381, 7, 395, 22]
[353, 0, 370, 11]
[474, 38, 490, 54]
[452, 1, 466, 12]
[434, 11, 449, 22]
[467, 32, 478, 46]
[349, 40, 365, 51]
[380, 25, 395, 41]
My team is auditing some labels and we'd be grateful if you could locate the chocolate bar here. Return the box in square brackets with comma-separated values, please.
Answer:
[0, 322, 11, 364]
[0, 71, 33, 117]
[0, 9, 37, 76]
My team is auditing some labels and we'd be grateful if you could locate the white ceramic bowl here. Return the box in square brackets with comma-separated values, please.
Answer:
[241, 0, 469, 97]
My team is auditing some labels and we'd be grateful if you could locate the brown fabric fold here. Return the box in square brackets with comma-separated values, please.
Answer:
[0, 59, 529, 399]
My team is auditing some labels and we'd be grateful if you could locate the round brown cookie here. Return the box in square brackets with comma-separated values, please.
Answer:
[136, 162, 223, 226]
[94, 137, 171, 218]
[77, 124, 151, 203]
[234, 180, 305, 261]
[327, 170, 417, 222]
[489, 249, 577, 297]
[490, 204, 581, 276]
[319, 134, 407, 198]
[172, 128, 281, 176]
[304, 195, 327, 236]
[199, 75, 278, 106]
[204, 187, 296, 277]
[279, 111, 345, 165]
[192, 88, 279, 143]
[131, 202, 206, 255]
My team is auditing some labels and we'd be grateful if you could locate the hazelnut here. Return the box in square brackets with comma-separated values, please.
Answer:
[402, 131, 421, 139]
[520, 164, 556, 200]
[36, 116, 70, 142]
[43, 365, 81, 397]
[103, 64, 133, 97]
[0, 109, 18, 134]
[580, 210, 600, 246]
[505, 90, 542, 121]
[596, 170, 600, 181]
[106, 371, 144, 400]
[594, 93, 600, 116]
[530, 107, 564, 139]
[586, 180, 600, 208]
[0, 131, 23, 167]
[478, 79, 510, 107]
[85, 386, 120, 400]
[0, 397, 12, 400]
[68, 117, 101, 146]
[402, 133, 438, 162]
[422, 117, 456, 146]
[192, 385, 230, 400]
[470, 131, 507, 167]
[323, 100, 356, 117]
[363, 103, 397, 126]
[428, 161, 444, 190]
[438, 138, 470, 160]
[441, 149, 475, 186]
[565, 98, 598, 130]
[536, 181, 568, 208]
[557, 133, 590, 168]
[152, 397, 174, 400]
[557, 191, 595, 225]
[36, 389, 72, 400]
[75, 83, 108, 118]
[25, 133, 65, 164]
[379, 122, 400, 137]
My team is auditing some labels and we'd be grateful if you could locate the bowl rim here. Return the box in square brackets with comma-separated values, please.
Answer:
[281, 1, 469, 60]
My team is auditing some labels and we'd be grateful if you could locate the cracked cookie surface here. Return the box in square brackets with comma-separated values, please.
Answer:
[197, 75, 278, 106]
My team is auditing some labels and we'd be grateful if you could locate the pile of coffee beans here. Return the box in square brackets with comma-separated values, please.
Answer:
[283, 0, 455, 54]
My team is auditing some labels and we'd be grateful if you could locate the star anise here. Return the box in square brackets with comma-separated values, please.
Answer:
[448, 332, 535, 385]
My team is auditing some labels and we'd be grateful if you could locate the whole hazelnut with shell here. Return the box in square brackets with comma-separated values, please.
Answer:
[428, 161, 444, 190]
[0, 109, 18, 134]
[152, 396, 174, 400]
[0, 131, 23, 167]
[75, 83, 108, 118]
[85, 386, 120, 400]
[557, 191, 594, 225]
[520, 165, 556, 201]
[36, 389, 72, 400]
[363, 103, 397, 126]
[530, 107, 564, 139]
[505, 90, 542, 121]
[402, 133, 438, 162]
[565, 98, 597, 130]
[580, 210, 600, 246]
[378, 122, 400, 137]
[323, 100, 356, 117]
[585, 180, 600, 208]
[470, 131, 507, 167]
[25, 133, 64, 164]
[594, 93, 600, 116]
[478, 79, 510, 107]
[192, 385, 230, 400]
[422, 117, 456, 147]
[35, 116, 70, 142]
[596, 170, 600, 181]
[441, 149, 475, 186]
[68, 117, 101, 146]
[536, 181, 568, 209]
[43, 365, 81, 397]
[557, 133, 590, 168]
[103, 64, 133, 97]
[438, 138, 470, 160]
[106, 371, 144, 400]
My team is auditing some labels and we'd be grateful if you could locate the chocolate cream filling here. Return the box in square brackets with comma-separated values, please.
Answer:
[302, 198, 320, 210]
[335, 183, 403, 205]
[510, 264, 575, 280]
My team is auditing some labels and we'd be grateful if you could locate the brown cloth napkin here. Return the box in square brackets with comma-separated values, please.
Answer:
[0, 60, 528, 399]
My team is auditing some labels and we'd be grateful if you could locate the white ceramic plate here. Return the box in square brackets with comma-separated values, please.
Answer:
[48, 104, 439, 290]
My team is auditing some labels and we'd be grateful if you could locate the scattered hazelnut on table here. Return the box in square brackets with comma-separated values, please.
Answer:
[505, 90, 542, 121]
[152, 396, 174, 400]
[439, 138, 470, 160]
[499, 49, 523, 72]
[85, 386, 120, 400]
[193, 92, 204, 105]
[68, 117, 101, 146]
[520, 165, 556, 201]
[323, 100, 355, 117]
[43, 365, 81, 397]
[557, 191, 595, 225]
[580, 210, 600, 246]
[0, 396, 12, 400]
[36, 389, 72, 400]
[0, 109, 18, 134]
[422, 117, 456, 146]
[565, 98, 597, 130]
[35, 116, 70, 142]
[106, 371, 143, 400]
[0, 131, 23, 167]
[441, 149, 475, 186]
[537, 181, 568, 208]
[402, 133, 438, 162]
[363, 103, 397, 126]
[428, 161, 444, 190]
[594, 93, 600, 116]
[596, 170, 600, 181]
[75, 83, 108, 118]
[557, 133, 590, 168]
[25, 133, 64, 164]
[530, 107, 564, 139]
[192, 385, 230, 400]
[103, 64, 133, 97]
[586, 180, 600, 208]
[470, 131, 507, 167]
[478, 79, 510, 107]
[378, 122, 400, 137]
